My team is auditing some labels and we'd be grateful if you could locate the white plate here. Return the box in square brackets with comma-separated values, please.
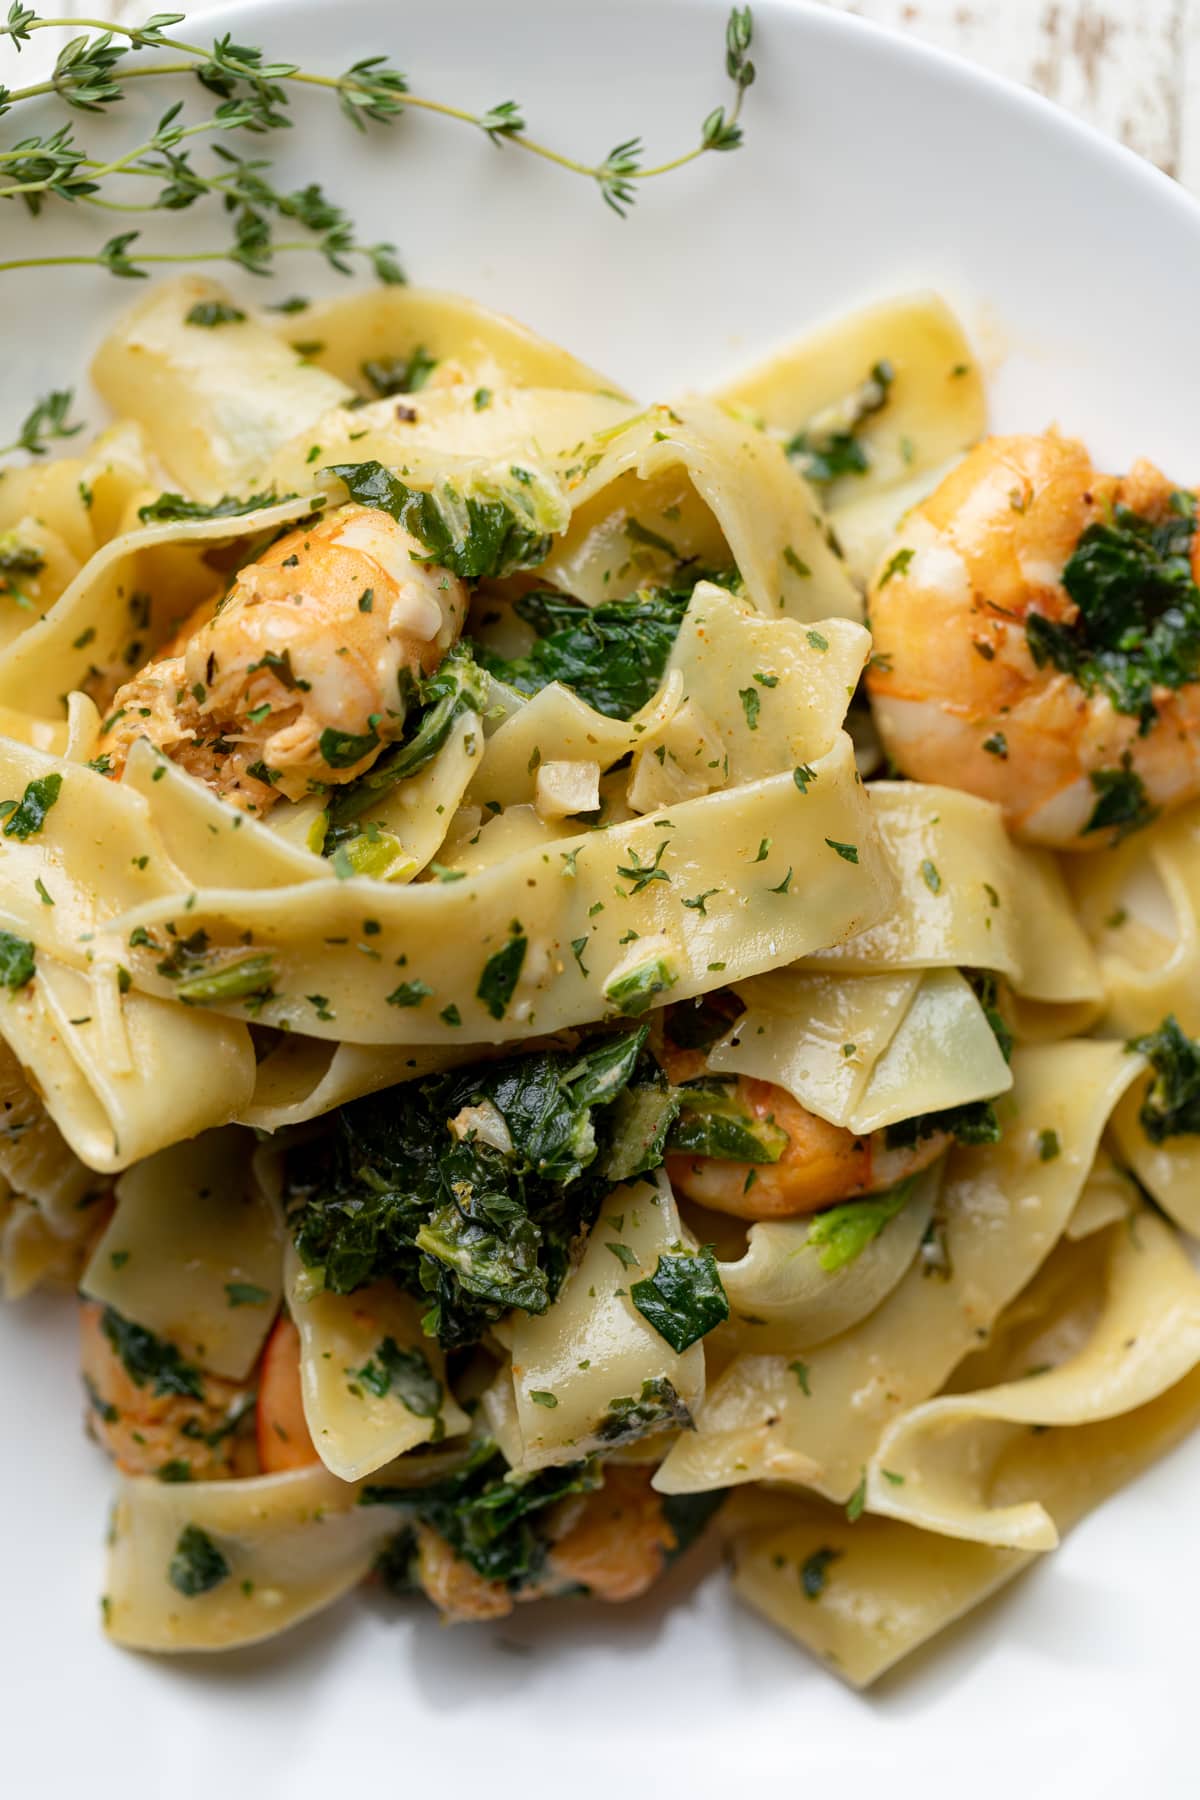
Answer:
[2, 2, 1200, 1794]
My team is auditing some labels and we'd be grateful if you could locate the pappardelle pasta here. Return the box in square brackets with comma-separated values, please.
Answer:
[4, 276, 1200, 1686]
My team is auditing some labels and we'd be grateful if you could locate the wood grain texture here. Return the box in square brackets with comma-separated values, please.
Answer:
[817, 0, 1196, 188]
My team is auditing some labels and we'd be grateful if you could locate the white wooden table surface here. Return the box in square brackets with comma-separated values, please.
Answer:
[830, 0, 1200, 191]
[3, 0, 1198, 190]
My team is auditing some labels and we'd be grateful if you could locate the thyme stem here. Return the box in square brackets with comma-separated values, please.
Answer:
[0, 240, 353, 272]
[0, 4, 756, 272]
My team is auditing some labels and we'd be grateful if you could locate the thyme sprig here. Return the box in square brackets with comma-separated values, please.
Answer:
[0, 5, 757, 272]
[0, 385, 83, 455]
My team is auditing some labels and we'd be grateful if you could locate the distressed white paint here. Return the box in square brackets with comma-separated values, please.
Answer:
[1184, 0, 1200, 189]
[819, 0, 1196, 189]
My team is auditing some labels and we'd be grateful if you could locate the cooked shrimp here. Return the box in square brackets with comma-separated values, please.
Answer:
[411, 1521, 516, 1624]
[98, 503, 467, 812]
[866, 433, 1200, 847]
[542, 1464, 676, 1602]
[256, 1314, 320, 1474]
[80, 1299, 253, 1480]
[666, 1075, 946, 1221]
[407, 1464, 680, 1623]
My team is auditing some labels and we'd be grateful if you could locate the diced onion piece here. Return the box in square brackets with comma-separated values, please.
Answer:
[534, 759, 602, 820]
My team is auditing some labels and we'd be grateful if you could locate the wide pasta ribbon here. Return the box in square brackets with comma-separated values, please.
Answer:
[654, 1040, 1142, 1501]
[490, 1170, 706, 1474]
[104, 733, 892, 1045]
[804, 782, 1103, 1008]
[726, 1211, 1200, 1687]
[863, 1208, 1200, 1548]
[105, 1459, 429, 1653]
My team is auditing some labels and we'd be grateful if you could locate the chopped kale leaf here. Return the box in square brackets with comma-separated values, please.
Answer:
[328, 459, 552, 581]
[663, 991, 743, 1053]
[669, 1079, 788, 1163]
[372, 1528, 420, 1596]
[1128, 1014, 1200, 1141]
[174, 953, 276, 1008]
[361, 1443, 599, 1587]
[137, 489, 294, 525]
[323, 642, 487, 850]
[2, 773, 62, 840]
[602, 1080, 679, 1184]
[605, 950, 677, 1017]
[596, 1376, 693, 1446]
[1026, 494, 1200, 729]
[886, 1099, 1001, 1152]
[660, 1488, 729, 1561]
[1082, 755, 1159, 842]
[286, 1028, 665, 1348]
[353, 1337, 443, 1420]
[0, 929, 36, 990]
[481, 577, 718, 721]
[100, 1306, 205, 1400]
[970, 970, 1014, 1064]
[630, 1244, 730, 1351]
[319, 725, 379, 769]
[168, 1524, 230, 1597]
[785, 361, 894, 486]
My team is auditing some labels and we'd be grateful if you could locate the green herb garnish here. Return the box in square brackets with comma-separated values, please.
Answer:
[362, 346, 437, 396]
[0, 387, 83, 459]
[629, 1244, 729, 1352]
[185, 300, 246, 327]
[287, 1028, 662, 1348]
[100, 1306, 204, 1399]
[353, 1337, 442, 1419]
[1026, 495, 1200, 730]
[1, 772, 61, 839]
[800, 1546, 841, 1600]
[224, 1282, 270, 1307]
[476, 929, 528, 1020]
[168, 1524, 230, 1597]
[804, 1177, 917, 1273]
[1128, 1014, 1200, 1141]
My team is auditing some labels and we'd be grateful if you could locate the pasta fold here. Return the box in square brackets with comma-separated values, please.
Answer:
[715, 1161, 940, 1355]
[709, 291, 986, 506]
[654, 1040, 1142, 1500]
[863, 1209, 1200, 1547]
[106, 733, 894, 1045]
[104, 1461, 396, 1652]
[91, 277, 350, 499]
[710, 967, 1011, 1133]
[493, 1171, 705, 1471]
[804, 782, 1103, 1004]
[80, 1130, 283, 1379]
[285, 1245, 470, 1481]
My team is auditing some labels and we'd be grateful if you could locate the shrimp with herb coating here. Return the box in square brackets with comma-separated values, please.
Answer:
[98, 503, 467, 812]
[866, 433, 1200, 847]
[80, 1299, 254, 1481]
